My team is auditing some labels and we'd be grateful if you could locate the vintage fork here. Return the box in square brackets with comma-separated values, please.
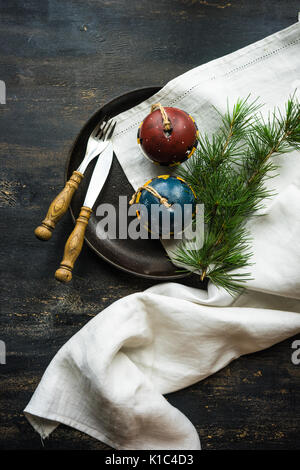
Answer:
[34, 118, 116, 241]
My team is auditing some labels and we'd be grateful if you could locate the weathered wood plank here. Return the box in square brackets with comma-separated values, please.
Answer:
[0, 0, 300, 450]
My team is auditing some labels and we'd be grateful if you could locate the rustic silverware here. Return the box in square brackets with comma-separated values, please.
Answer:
[55, 142, 114, 283]
[34, 118, 116, 240]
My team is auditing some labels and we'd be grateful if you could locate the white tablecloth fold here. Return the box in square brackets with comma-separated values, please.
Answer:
[25, 21, 300, 450]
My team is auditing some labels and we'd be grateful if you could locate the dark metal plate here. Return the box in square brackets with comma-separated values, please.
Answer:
[66, 87, 190, 280]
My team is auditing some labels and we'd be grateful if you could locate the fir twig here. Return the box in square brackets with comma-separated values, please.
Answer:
[173, 94, 300, 295]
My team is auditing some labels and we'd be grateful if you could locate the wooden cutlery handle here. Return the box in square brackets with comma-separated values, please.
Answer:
[55, 206, 92, 283]
[34, 171, 84, 241]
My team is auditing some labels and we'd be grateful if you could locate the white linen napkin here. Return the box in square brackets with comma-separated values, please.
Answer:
[24, 21, 300, 450]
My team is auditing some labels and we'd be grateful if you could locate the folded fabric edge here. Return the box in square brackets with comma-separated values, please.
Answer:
[23, 409, 201, 450]
[24, 409, 121, 450]
[24, 307, 299, 449]
[23, 290, 300, 449]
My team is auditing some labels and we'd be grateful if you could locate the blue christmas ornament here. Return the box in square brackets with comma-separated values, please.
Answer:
[130, 175, 196, 238]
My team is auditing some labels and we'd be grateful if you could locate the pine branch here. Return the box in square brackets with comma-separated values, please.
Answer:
[173, 95, 300, 295]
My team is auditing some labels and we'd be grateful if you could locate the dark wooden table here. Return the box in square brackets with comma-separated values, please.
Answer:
[1, 0, 299, 451]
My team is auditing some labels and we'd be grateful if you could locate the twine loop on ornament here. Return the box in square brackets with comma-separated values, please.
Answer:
[151, 102, 172, 131]
[129, 185, 172, 208]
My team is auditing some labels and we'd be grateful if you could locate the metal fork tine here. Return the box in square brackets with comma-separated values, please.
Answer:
[93, 115, 107, 138]
[97, 118, 111, 140]
[105, 121, 116, 141]
[102, 119, 113, 139]
[95, 122, 106, 139]
[93, 116, 105, 135]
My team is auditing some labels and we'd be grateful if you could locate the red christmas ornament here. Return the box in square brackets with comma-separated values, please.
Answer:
[137, 103, 198, 166]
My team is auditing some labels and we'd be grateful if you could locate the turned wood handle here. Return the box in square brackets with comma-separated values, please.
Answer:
[34, 171, 84, 241]
[55, 206, 92, 283]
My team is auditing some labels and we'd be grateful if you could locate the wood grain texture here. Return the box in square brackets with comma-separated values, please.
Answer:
[55, 206, 92, 282]
[0, 0, 300, 450]
[35, 170, 83, 240]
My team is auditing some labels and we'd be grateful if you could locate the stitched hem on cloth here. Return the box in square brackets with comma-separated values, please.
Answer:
[114, 22, 300, 137]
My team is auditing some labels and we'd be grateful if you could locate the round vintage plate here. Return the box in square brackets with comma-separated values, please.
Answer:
[66, 87, 191, 280]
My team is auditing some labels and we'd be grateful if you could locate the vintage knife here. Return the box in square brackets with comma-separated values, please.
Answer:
[35, 119, 115, 241]
[55, 142, 114, 283]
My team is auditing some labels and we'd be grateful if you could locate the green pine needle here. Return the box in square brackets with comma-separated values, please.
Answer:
[173, 94, 300, 295]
